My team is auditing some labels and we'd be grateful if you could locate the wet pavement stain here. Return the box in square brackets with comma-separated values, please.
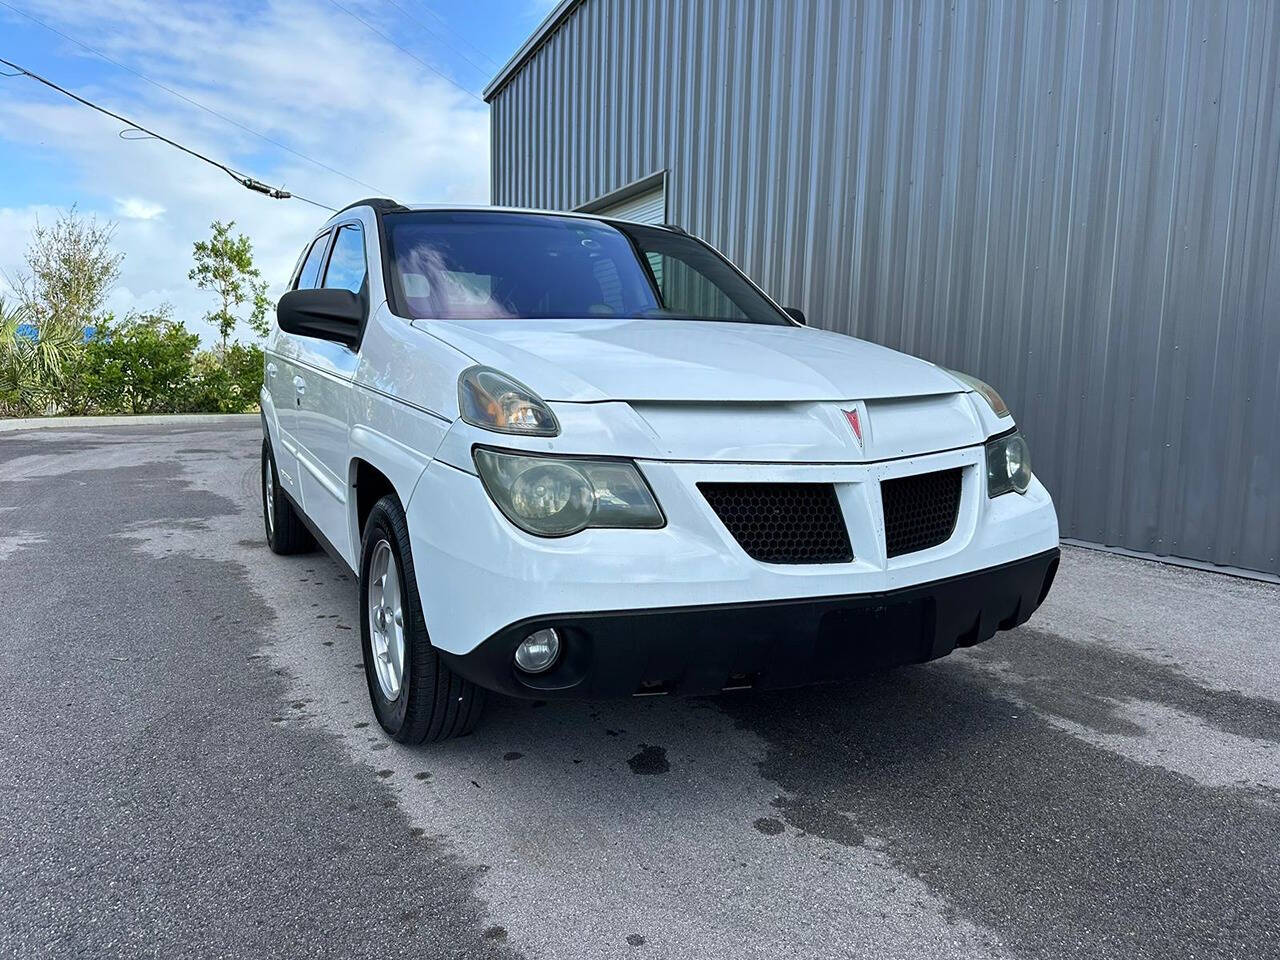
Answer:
[627, 744, 669, 775]
[752, 817, 784, 836]
[771, 795, 863, 846]
[966, 627, 1280, 743]
[720, 652, 1280, 960]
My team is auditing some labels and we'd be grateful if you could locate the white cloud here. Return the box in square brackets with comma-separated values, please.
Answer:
[114, 197, 166, 220]
[0, 0, 491, 343]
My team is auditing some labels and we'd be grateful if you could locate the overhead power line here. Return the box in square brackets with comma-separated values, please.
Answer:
[381, 0, 498, 81]
[323, 0, 485, 103]
[0, 0, 389, 197]
[0, 56, 336, 211]
[410, 0, 502, 71]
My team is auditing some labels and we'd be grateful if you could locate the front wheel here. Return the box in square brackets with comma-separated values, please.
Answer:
[359, 495, 486, 743]
[262, 438, 313, 555]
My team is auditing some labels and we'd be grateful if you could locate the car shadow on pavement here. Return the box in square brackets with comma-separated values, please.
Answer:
[457, 623, 1280, 960]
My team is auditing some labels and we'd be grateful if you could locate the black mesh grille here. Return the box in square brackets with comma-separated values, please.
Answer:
[699, 483, 853, 564]
[881, 468, 962, 557]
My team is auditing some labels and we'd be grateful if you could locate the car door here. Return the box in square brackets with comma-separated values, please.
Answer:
[268, 229, 332, 502]
[290, 221, 368, 560]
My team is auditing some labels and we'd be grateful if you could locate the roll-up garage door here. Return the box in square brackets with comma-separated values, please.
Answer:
[596, 185, 665, 225]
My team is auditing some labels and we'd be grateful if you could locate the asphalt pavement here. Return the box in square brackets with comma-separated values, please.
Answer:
[1, 420, 1277, 960]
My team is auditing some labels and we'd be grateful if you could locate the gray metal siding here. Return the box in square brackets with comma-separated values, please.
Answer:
[489, 0, 1280, 576]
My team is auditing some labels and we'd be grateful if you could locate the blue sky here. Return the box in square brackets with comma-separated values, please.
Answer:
[0, 0, 555, 342]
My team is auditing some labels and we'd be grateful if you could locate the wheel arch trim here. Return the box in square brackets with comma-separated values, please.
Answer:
[347, 424, 435, 553]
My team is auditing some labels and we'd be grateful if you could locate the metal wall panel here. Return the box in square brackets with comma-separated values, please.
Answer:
[488, 0, 1280, 576]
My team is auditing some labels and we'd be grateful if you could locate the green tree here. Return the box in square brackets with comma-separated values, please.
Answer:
[188, 220, 269, 352]
[14, 207, 122, 331]
[3, 208, 122, 414]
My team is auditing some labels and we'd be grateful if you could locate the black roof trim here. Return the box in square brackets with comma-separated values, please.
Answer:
[334, 197, 409, 217]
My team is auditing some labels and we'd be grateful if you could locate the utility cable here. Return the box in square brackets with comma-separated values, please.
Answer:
[0, 55, 336, 211]
[0, 0, 388, 196]
[410, 0, 503, 71]
[323, 0, 485, 103]
[381, 0, 497, 82]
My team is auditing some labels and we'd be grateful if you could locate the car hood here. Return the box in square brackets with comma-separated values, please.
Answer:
[414, 318, 962, 402]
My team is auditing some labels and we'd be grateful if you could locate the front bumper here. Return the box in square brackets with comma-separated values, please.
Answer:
[442, 548, 1060, 698]
[406, 443, 1059, 661]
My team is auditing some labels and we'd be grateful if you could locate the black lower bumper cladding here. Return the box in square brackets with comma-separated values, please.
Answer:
[442, 549, 1060, 700]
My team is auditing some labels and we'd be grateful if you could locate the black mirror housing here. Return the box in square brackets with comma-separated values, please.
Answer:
[277, 289, 363, 346]
[784, 306, 806, 326]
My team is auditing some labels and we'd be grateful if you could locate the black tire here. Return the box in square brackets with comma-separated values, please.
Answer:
[359, 494, 486, 743]
[262, 438, 314, 555]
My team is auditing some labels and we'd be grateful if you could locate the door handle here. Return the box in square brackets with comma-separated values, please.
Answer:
[293, 375, 306, 396]
[266, 361, 277, 379]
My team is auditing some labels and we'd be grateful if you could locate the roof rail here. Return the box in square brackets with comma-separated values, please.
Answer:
[333, 197, 408, 216]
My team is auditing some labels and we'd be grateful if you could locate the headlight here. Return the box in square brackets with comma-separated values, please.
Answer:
[946, 368, 1011, 419]
[458, 366, 559, 436]
[473, 448, 664, 537]
[986, 430, 1032, 497]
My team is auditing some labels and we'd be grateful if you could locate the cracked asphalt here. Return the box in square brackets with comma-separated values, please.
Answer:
[1, 419, 1277, 960]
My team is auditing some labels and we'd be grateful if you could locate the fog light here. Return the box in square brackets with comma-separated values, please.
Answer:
[514, 628, 561, 674]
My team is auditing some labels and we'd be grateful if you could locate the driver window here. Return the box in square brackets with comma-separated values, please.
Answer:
[322, 224, 368, 294]
[295, 233, 331, 290]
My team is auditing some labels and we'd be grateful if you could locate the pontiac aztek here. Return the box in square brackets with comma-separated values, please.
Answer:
[261, 200, 1059, 743]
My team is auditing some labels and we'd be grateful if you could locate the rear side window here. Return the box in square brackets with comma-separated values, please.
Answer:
[294, 233, 331, 290]
[322, 224, 368, 294]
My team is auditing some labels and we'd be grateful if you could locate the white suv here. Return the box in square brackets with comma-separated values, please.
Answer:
[261, 200, 1059, 743]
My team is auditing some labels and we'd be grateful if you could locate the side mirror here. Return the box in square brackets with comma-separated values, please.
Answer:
[783, 306, 806, 326]
[277, 289, 363, 347]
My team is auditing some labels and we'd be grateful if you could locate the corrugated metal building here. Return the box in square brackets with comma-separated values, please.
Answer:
[484, 0, 1280, 578]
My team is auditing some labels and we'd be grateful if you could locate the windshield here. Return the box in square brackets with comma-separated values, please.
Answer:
[384, 211, 790, 325]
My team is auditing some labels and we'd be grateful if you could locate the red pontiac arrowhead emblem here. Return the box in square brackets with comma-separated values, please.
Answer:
[843, 407, 864, 450]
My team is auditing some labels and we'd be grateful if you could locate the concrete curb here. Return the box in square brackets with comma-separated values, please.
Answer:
[1060, 538, 1279, 585]
[0, 413, 259, 434]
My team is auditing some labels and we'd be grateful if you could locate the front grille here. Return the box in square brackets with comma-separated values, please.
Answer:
[699, 483, 853, 564]
[881, 468, 962, 557]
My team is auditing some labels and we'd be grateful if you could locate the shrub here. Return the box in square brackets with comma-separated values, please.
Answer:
[221, 342, 266, 412]
[1, 211, 269, 419]
[79, 312, 201, 415]
[185, 343, 263, 414]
